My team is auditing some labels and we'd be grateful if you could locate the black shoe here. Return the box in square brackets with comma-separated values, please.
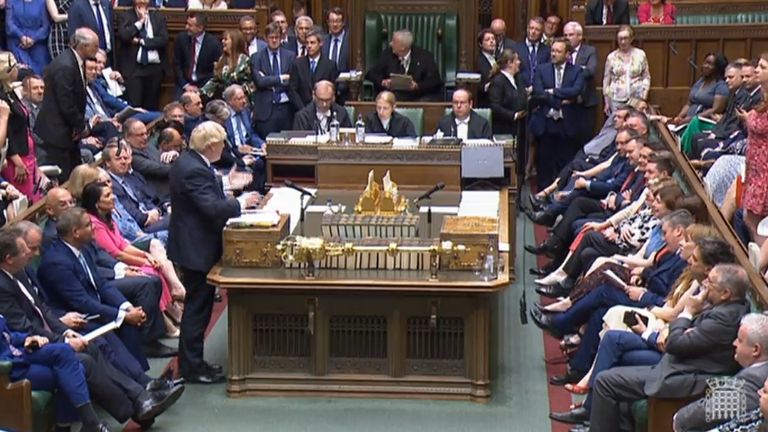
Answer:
[550, 407, 589, 424]
[204, 362, 224, 374]
[529, 193, 548, 211]
[134, 385, 185, 422]
[79, 423, 111, 432]
[524, 240, 554, 256]
[535, 284, 570, 299]
[570, 423, 590, 432]
[529, 210, 557, 227]
[144, 341, 178, 358]
[184, 370, 225, 384]
[549, 369, 585, 386]
[533, 302, 556, 314]
[529, 267, 549, 276]
[214, 292, 223, 302]
[530, 309, 563, 339]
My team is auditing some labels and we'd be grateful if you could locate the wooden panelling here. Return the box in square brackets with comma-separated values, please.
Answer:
[584, 24, 768, 116]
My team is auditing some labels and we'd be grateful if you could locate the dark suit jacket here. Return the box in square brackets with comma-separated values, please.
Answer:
[435, 111, 493, 140]
[476, 53, 496, 107]
[250, 48, 295, 122]
[43, 219, 119, 280]
[224, 107, 265, 149]
[131, 146, 170, 181]
[288, 55, 339, 112]
[644, 299, 749, 398]
[173, 31, 222, 90]
[116, 8, 168, 78]
[573, 43, 599, 107]
[0, 268, 69, 342]
[364, 111, 416, 138]
[292, 102, 352, 131]
[0, 90, 32, 157]
[38, 239, 130, 324]
[585, 0, 631, 25]
[487, 72, 527, 135]
[637, 251, 687, 307]
[495, 37, 516, 59]
[322, 30, 351, 72]
[529, 62, 585, 138]
[674, 362, 768, 432]
[35, 49, 87, 150]
[167, 150, 241, 272]
[514, 40, 550, 87]
[110, 170, 165, 226]
[67, 0, 114, 44]
[366, 46, 444, 102]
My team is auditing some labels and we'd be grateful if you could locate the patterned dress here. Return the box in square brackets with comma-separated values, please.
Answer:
[200, 53, 254, 102]
[602, 48, 651, 108]
[47, 0, 71, 60]
[743, 109, 768, 216]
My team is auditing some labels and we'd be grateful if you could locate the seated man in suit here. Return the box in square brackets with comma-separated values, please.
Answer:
[435, 89, 492, 140]
[179, 91, 204, 139]
[173, 12, 222, 96]
[38, 208, 159, 370]
[240, 15, 266, 56]
[1, 223, 184, 428]
[82, 58, 121, 157]
[583, 263, 750, 432]
[585, 0, 630, 26]
[672, 313, 768, 432]
[288, 29, 339, 112]
[366, 29, 444, 102]
[92, 50, 162, 125]
[223, 84, 267, 193]
[293, 80, 352, 131]
[123, 118, 175, 185]
[251, 21, 296, 139]
[104, 143, 170, 234]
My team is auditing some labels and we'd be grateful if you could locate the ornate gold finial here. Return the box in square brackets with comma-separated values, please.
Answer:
[354, 170, 409, 215]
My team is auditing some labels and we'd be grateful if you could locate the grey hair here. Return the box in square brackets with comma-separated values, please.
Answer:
[204, 99, 231, 122]
[393, 29, 414, 47]
[295, 15, 314, 27]
[563, 21, 583, 36]
[70, 27, 97, 49]
[714, 264, 750, 300]
[56, 207, 88, 238]
[662, 209, 694, 229]
[222, 84, 244, 102]
[741, 313, 768, 356]
[9, 220, 42, 239]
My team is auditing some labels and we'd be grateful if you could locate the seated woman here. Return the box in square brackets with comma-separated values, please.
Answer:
[81, 181, 186, 338]
[636, 0, 676, 25]
[200, 30, 251, 102]
[475, 28, 497, 108]
[364, 91, 417, 138]
[1, 316, 109, 432]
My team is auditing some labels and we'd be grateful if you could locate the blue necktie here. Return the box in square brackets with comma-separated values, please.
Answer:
[331, 38, 340, 66]
[271, 51, 281, 103]
[78, 253, 97, 291]
[139, 23, 149, 65]
[529, 44, 537, 85]
[310, 58, 317, 75]
[93, 1, 107, 50]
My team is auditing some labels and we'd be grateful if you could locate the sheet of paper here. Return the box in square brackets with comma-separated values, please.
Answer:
[603, 270, 628, 288]
[262, 187, 317, 233]
[83, 321, 120, 342]
[102, 68, 124, 97]
[417, 206, 460, 215]
[227, 210, 281, 227]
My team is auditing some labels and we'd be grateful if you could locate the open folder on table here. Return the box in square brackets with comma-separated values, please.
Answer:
[389, 74, 413, 90]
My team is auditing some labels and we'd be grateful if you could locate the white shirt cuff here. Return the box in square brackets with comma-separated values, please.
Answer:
[641, 328, 654, 341]
[678, 311, 694, 321]
[114, 262, 128, 279]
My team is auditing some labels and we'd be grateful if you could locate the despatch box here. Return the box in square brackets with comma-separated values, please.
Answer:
[222, 214, 291, 268]
[440, 216, 499, 270]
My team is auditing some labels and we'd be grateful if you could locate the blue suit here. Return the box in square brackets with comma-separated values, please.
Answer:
[110, 171, 167, 229]
[168, 150, 241, 376]
[251, 48, 295, 139]
[6, 0, 50, 75]
[225, 106, 265, 149]
[67, 0, 113, 55]
[91, 78, 162, 124]
[530, 61, 586, 190]
[514, 40, 550, 87]
[38, 239, 150, 370]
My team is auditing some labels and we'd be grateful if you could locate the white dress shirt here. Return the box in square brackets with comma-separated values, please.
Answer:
[134, 12, 160, 64]
[191, 32, 205, 82]
[90, 0, 111, 51]
[454, 116, 469, 140]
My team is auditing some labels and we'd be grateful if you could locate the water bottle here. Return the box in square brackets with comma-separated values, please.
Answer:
[483, 244, 497, 281]
[329, 111, 341, 144]
[355, 114, 366, 144]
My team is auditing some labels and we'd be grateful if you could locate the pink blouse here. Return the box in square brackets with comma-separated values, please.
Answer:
[89, 213, 130, 258]
[637, 3, 676, 24]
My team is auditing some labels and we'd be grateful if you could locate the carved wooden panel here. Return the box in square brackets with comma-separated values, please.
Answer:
[328, 315, 389, 373]
[252, 313, 311, 372]
[405, 316, 465, 376]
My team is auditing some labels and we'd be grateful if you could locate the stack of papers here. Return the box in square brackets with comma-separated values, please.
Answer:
[226, 211, 281, 228]
[458, 191, 499, 217]
[262, 187, 317, 233]
[364, 135, 392, 144]
[290, 135, 329, 144]
[393, 137, 419, 148]
[455, 72, 482, 82]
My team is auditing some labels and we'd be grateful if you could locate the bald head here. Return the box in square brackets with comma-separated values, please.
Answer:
[490, 19, 506, 36]
[71, 28, 99, 59]
[45, 187, 75, 220]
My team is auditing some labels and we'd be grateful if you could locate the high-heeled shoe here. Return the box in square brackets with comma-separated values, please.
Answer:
[565, 383, 589, 395]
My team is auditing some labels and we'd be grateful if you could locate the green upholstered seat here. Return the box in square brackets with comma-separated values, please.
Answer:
[632, 399, 648, 432]
[364, 11, 458, 93]
[345, 106, 356, 123]
[442, 107, 493, 130]
[395, 107, 424, 136]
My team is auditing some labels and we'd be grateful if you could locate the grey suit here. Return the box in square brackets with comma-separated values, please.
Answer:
[589, 300, 749, 431]
[673, 362, 768, 432]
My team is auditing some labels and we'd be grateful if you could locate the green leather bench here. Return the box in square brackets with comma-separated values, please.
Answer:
[395, 107, 424, 136]
[0, 360, 54, 432]
[442, 107, 493, 130]
[364, 11, 458, 100]
[630, 12, 768, 25]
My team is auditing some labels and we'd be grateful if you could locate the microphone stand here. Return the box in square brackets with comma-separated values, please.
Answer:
[426, 197, 433, 239]
[298, 192, 315, 236]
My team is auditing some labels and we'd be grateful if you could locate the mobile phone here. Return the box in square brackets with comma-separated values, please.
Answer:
[623, 311, 649, 327]
[25, 340, 40, 352]
[83, 314, 101, 322]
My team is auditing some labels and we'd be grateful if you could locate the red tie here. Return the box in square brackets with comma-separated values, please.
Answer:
[620, 169, 637, 193]
[606, 5, 614, 24]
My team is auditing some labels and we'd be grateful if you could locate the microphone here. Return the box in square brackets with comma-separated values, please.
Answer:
[283, 179, 316, 199]
[414, 182, 445, 203]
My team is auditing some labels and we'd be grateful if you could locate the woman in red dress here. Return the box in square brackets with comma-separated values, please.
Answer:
[637, 0, 676, 25]
[741, 52, 768, 242]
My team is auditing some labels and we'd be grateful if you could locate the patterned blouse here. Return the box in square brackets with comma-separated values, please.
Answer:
[200, 54, 254, 101]
[602, 48, 651, 103]
[615, 207, 659, 252]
